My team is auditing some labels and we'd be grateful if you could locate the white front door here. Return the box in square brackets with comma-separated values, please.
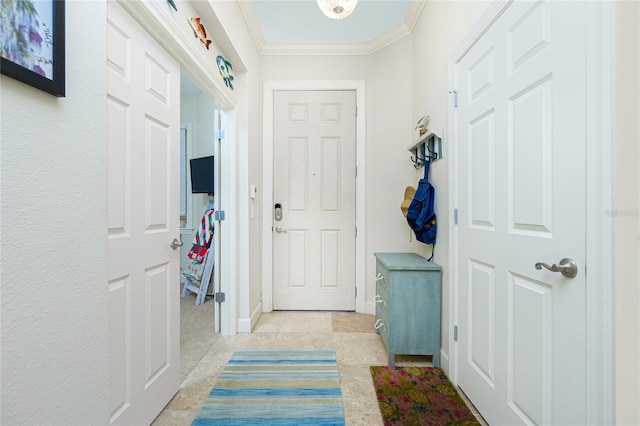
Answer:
[454, 1, 587, 424]
[107, 2, 180, 424]
[272, 90, 356, 311]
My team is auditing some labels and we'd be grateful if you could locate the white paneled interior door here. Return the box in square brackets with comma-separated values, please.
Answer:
[454, 1, 588, 424]
[273, 90, 356, 311]
[107, 2, 180, 424]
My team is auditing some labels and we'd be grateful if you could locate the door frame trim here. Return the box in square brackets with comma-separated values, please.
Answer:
[261, 81, 366, 314]
[448, 1, 615, 423]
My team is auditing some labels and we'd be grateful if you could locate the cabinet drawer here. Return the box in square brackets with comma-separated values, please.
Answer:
[375, 315, 389, 348]
[375, 282, 389, 310]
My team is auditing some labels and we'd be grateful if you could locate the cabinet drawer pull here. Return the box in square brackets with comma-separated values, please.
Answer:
[375, 318, 384, 330]
[375, 273, 384, 282]
[374, 294, 384, 303]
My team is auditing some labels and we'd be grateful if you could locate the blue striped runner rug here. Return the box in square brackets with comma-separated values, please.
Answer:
[191, 349, 345, 425]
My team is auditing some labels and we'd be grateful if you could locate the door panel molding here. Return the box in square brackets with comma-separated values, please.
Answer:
[262, 81, 366, 314]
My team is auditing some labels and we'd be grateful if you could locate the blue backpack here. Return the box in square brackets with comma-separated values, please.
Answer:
[406, 159, 436, 259]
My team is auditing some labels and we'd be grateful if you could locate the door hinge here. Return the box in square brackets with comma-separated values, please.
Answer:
[449, 90, 458, 108]
[214, 210, 225, 221]
[454, 208, 459, 225]
[355, 286, 357, 298]
[215, 292, 225, 303]
[355, 227, 357, 238]
[454, 325, 458, 342]
[355, 166, 357, 178]
[215, 129, 225, 140]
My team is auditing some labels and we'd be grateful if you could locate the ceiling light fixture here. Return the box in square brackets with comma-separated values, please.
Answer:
[317, 0, 358, 20]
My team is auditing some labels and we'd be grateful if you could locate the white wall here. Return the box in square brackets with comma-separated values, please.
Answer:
[366, 37, 431, 310]
[410, 0, 491, 373]
[615, 1, 640, 423]
[0, 1, 110, 424]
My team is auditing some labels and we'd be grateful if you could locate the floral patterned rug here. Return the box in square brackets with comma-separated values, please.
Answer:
[370, 366, 480, 426]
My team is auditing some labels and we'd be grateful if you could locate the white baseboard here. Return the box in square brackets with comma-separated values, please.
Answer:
[440, 349, 449, 375]
[250, 301, 263, 330]
[237, 317, 251, 333]
[237, 302, 263, 333]
[364, 301, 376, 316]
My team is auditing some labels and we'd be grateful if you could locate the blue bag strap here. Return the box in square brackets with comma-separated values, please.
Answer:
[423, 158, 431, 181]
[421, 144, 431, 181]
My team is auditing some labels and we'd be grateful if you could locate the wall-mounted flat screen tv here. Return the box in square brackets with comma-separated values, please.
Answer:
[190, 155, 214, 195]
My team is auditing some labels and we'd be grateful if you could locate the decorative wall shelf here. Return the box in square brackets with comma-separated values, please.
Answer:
[408, 129, 443, 168]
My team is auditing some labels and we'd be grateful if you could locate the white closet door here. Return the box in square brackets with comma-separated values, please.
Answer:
[107, 2, 181, 424]
[454, 1, 588, 424]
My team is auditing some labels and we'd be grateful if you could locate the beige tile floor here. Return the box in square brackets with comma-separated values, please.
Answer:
[153, 311, 486, 426]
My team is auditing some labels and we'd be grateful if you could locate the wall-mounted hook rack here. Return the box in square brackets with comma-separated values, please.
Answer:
[408, 129, 443, 168]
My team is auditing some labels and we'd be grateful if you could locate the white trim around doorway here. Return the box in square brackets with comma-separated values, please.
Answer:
[261, 80, 366, 314]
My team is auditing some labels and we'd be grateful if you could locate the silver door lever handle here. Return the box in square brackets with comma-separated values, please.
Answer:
[535, 258, 578, 278]
[170, 238, 184, 250]
[275, 226, 287, 233]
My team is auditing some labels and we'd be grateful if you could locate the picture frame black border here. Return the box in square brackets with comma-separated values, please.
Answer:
[1, 0, 66, 97]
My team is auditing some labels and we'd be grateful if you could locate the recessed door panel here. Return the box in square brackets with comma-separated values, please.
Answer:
[145, 53, 170, 105]
[468, 48, 495, 103]
[145, 263, 171, 387]
[108, 276, 131, 421]
[107, 97, 131, 237]
[508, 1, 551, 73]
[468, 259, 495, 387]
[468, 110, 495, 230]
[321, 230, 340, 288]
[288, 137, 309, 213]
[145, 116, 170, 232]
[107, 19, 130, 81]
[508, 76, 553, 236]
[320, 103, 341, 122]
[288, 230, 308, 288]
[289, 103, 308, 123]
[321, 137, 340, 212]
[508, 273, 552, 425]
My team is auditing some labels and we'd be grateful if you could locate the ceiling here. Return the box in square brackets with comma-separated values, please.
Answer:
[250, 0, 413, 43]
[182, 0, 420, 94]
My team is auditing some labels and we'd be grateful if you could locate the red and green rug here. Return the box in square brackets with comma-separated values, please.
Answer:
[370, 366, 480, 426]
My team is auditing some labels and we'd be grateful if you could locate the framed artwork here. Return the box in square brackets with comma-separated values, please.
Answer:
[1, 0, 65, 97]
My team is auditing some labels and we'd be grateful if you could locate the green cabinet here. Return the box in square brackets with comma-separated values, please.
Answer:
[374, 252, 442, 366]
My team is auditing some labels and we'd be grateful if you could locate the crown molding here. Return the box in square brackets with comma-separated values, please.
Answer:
[241, 0, 425, 56]
[259, 20, 414, 56]
[405, 0, 427, 31]
[367, 21, 412, 54]
[260, 42, 370, 56]
[237, 0, 265, 53]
